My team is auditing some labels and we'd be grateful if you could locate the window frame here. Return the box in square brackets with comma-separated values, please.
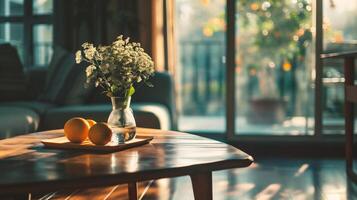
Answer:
[165, 0, 334, 139]
[0, 0, 53, 68]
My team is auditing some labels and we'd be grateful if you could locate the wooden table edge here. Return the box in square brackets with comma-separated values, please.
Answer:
[0, 158, 253, 195]
[0, 128, 254, 197]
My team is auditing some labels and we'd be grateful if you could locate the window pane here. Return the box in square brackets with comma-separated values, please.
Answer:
[323, 0, 357, 49]
[0, 22, 24, 63]
[33, 24, 53, 66]
[175, 0, 226, 132]
[0, 0, 24, 16]
[33, 0, 53, 14]
[322, 0, 357, 134]
[234, 0, 315, 135]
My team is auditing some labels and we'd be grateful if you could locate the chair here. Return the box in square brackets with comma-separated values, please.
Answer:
[321, 51, 357, 181]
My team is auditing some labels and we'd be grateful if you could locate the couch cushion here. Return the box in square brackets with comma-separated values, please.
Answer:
[38, 47, 92, 105]
[39, 52, 75, 103]
[133, 72, 177, 129]
[0, 107, 40, 139]
[38, 46, 68, 102]
[40, 103, 171, 131]
[61, 62, 92, 105]
[0, 101, 55, 115]
[132, 104, 171, 130]
[24, 67, 48, 100]
[0, 44, 27, 102]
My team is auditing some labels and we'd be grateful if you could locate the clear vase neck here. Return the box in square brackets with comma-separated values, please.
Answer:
[111, 96, 131, 110]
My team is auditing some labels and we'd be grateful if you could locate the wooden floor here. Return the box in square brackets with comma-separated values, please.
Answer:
[30, 157, 357, 200]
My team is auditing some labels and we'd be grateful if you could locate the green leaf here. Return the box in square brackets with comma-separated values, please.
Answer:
[145, 81, 154, 87]
[128, 85, 135, 96]
[111, 85, 118, 94]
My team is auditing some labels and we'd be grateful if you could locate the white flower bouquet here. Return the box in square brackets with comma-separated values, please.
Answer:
[75, 35, 155, 98]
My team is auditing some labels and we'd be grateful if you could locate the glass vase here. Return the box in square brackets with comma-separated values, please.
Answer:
[107, 96, 136, 143]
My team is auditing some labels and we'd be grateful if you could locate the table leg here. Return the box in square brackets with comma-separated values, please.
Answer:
[190, 172, 213, 200]
[128, 182, 138, 200]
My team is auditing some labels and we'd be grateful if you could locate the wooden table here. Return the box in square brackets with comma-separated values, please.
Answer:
[0, 128, 253, 200]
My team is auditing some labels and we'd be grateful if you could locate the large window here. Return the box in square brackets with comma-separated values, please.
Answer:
[173, 0, 357, 136]
[0, 0, 53, 67]
[174, 0, 314, 135]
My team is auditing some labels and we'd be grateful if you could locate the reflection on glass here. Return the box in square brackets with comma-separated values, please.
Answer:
[323, 0, 357, 50]
[0, 0, 24, 16]
[33, 0, 53, 14]
[322, 0, 357, 134]
[0, 23, 24, 63]
[33, 24, 53, 66]
[235, 0, 314, 135]
[175, 0, 226, 132]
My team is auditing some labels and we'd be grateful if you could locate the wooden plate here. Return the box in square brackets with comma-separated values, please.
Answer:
[41, 136, 153, 152]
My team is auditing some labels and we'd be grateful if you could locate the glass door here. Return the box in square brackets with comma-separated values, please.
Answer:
[174, 0, 226, 133]
[172, 0, 351, 137]
[234, 0, 315, 135]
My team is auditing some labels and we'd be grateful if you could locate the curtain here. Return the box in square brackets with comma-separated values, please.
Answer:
[54, 0, 165, 71]
[55, 0, 139, 50]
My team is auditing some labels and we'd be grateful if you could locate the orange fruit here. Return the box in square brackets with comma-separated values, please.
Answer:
[86, 119, 97, 127]
[64, 117, 90, 143]
[88, 123, 112, 145]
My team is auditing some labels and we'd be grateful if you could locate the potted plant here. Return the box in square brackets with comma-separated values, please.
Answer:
[246, 63, 285, 124]
[75, 35, 155, 142]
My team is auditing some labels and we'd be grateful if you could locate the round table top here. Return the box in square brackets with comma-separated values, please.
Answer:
[0, 128, 253, 195]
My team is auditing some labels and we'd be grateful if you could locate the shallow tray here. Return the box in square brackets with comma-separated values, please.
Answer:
[41, 136, 153, 152]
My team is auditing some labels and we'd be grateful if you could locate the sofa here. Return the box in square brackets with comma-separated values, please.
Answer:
[0, 44, 176, 139]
